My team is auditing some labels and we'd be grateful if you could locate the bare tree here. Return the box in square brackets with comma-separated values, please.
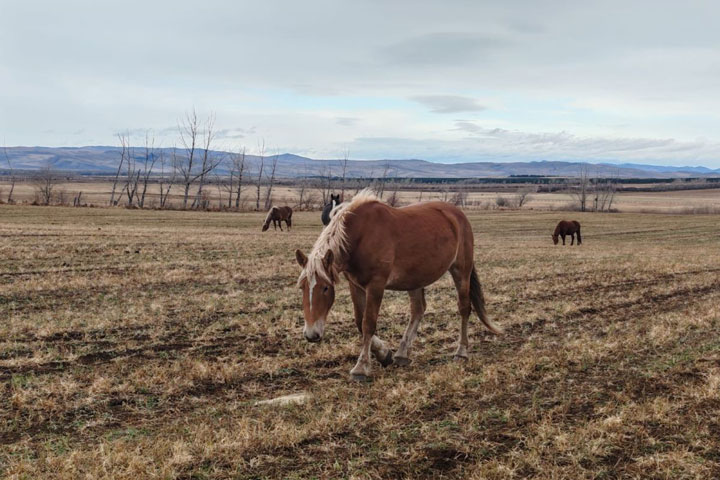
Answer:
[233, 147, 246, 209]
[118, 133, 140, 206]
[516, 185, 537, 208]
[451, 181, 469, 207]
[255, 139, 265, 210]
[316, 163, 333, 205]
[593, 170, 618, 212]
[158, 148, 176, 208]
[176, 110, 220, 209]
[109, 132, 128, 205]
[377, 161, 390, 199]
[385, 169, 401, 206]
[569, 166, 590, 212]
[191, 112, 218, 208]
[33, 162, 58, 205]
[263, 151, 279, 210]
[2, 144, 15, 203]
[297, 163, 310, 209]
[340, 150, 349, 200]
[137, 132, 159, 208]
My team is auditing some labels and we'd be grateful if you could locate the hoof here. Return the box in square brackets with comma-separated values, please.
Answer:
[351, 373, 372, 382]
[379, 350, 394, 368]
[453, 355, 469, 362]
[393, 355, 411, 367]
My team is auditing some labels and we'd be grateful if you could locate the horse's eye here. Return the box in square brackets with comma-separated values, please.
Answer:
[323, 286, 329, 293]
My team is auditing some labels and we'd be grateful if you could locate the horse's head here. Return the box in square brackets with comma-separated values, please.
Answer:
[331, 193, 340, 204]
[295, 249, 336, 342]
[552, 234, 559, 245]
[262, 222, 270, 232]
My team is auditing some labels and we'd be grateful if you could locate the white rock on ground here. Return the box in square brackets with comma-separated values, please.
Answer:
[255, 392, 309, 406]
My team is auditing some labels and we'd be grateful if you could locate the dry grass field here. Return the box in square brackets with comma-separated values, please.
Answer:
[1, 203, 720, 479]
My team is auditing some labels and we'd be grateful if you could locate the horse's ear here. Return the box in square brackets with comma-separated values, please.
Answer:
[322, 250, 334, 269]
[295, 249, 308, 267]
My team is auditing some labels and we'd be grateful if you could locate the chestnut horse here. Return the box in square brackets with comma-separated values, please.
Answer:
[262, 206, 293, 232]
[295, 189, 502, 380]
[321, 193, 341, 226]
[552, 220, 582, 245]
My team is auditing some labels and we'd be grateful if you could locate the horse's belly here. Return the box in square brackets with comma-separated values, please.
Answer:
[385, 244, 456, 291]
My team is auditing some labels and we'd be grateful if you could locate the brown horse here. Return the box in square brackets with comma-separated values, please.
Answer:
[295, 189, 502, 380]
[552, 220, 582, 245]
[262, 206, 293, 232]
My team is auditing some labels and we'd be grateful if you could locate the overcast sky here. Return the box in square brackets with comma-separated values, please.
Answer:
[2, 0, 720, 166]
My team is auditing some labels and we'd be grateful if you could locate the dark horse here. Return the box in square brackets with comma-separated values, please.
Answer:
[295, 189, 502, 380]
[552, 220, 582, 245]
[262, 206, 293, 231]
[321, 193, 341, 226]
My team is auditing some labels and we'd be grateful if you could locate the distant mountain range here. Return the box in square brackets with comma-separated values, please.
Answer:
[3, 146, 720, 179]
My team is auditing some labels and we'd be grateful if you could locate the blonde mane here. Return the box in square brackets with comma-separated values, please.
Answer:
[263, 206, 278, 224]
[298, 189, 381, 288]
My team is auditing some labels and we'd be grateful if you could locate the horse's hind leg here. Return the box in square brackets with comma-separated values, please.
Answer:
[393, 288, 426, 366]
[349, 281, 392, 368]
[450, 265, 471, 360]
[570, 233, 575, 245]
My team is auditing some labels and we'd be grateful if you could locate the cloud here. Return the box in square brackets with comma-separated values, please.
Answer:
[335, 117, 360, 126]
[215, 127, 256, 140]
[380, 32, 510, 66]
[2, 1, 720, 168]
[347, 123, 720, 165]
[412, 95, 487, 113]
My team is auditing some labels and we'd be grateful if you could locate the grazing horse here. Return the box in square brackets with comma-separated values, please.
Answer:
[321, 193, 341, 226]
[552, 220, 582, 245]
[295, 189, 502, 381]
[262, 206, 293, 232]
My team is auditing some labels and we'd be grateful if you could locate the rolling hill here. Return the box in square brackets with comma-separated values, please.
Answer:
[3, 146, 719, 179]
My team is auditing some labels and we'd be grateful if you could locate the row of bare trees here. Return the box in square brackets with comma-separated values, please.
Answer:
[107, 111, 289, 210]
[568, 166, 618, 212]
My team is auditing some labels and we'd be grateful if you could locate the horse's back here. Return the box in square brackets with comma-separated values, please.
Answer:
[556, 219, 579, 234]
[346, 201, 472, 289]
[354, 200, 469, 235]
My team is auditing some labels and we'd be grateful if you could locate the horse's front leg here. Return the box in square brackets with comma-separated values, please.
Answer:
[350, 281, 385, 381]
[570, 233, 575, 245]
[562, 234, 566, 245]
[349, 280, 392, 368]
[278, 219, 283, 231]
[394, 288, 425, 366]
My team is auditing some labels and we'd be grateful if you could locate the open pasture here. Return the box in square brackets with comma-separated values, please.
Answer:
[1, 205, 719, 479]
[4, 179, 720, 213]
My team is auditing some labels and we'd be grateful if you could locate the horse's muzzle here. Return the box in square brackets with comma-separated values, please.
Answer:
[304, 332, 321, 343]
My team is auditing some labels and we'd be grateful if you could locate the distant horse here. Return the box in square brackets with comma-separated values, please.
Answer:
[321, 193, 342, 226]
[552, 220, 582, 245]
[262, 206, 293, 232]
[295, 189, 502, 381]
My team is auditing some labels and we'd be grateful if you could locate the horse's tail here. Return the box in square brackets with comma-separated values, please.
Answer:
[470, 265, 503, 334]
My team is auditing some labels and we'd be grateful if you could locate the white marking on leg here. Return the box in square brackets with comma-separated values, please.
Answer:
[371, 335, 389, 358]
